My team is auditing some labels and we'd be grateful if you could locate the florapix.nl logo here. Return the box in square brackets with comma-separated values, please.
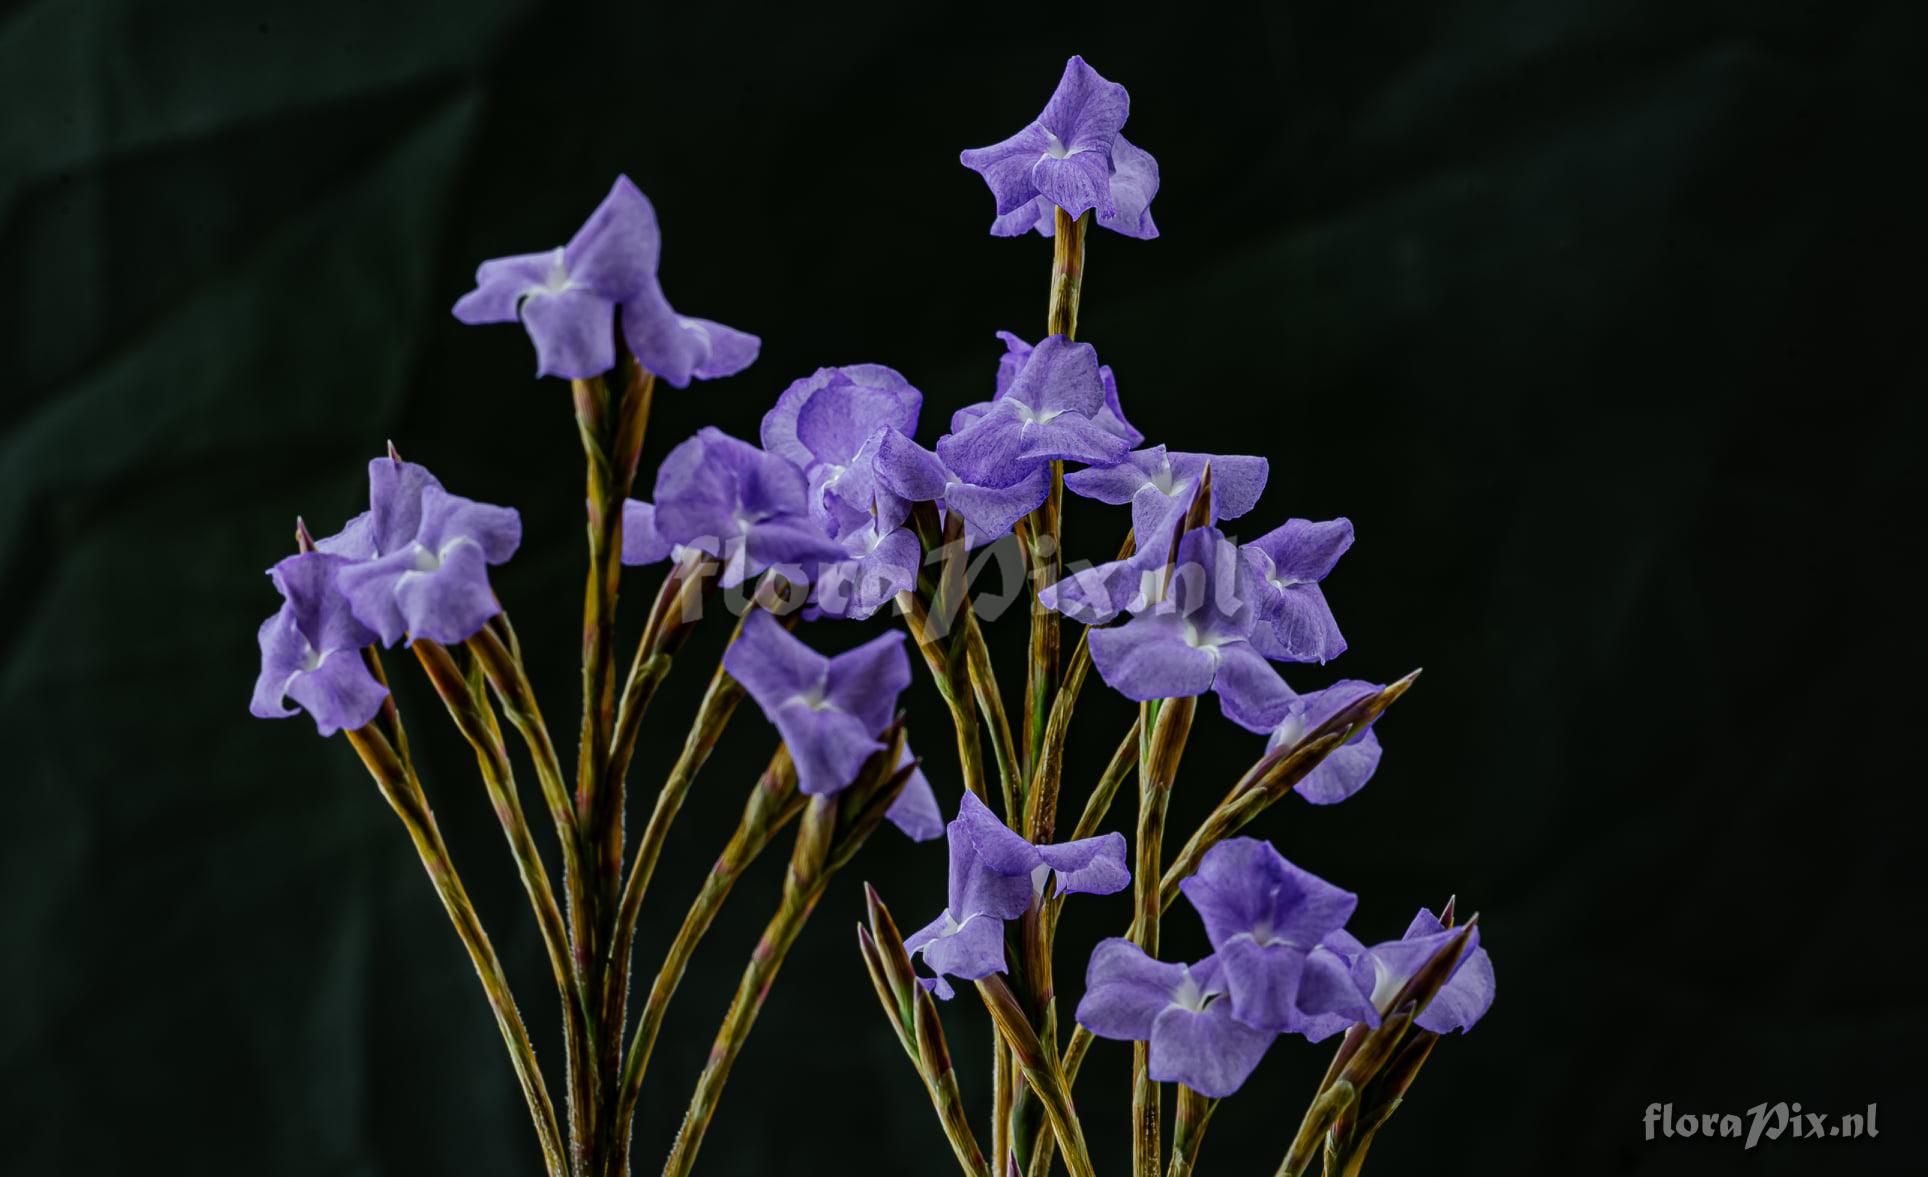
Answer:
[1644, 1102, 1879, 1150]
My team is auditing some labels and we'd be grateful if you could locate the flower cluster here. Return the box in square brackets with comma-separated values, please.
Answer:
[1077, 839, 1494, 1097]
[251, 455, 520, 735]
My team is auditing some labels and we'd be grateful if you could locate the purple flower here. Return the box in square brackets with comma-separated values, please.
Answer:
[905, 791, 1128, 999]
[722, 610, 912, 801]
[250, 551, 388, 737]
[960, 56, 1159, 240]
[885, 746, 944, 843]
[326, 458, 522, 647]
[1074, 939, 1274, 1096]
[807, 517, 921, 621]
[451, 175, 758, 386]
[1085, 527, 1293, 731]
[621, 500, 673, 567]
[936, 335, 1129, 488]
[1266, 679, 1386, 805]
[760, 364, 923, 538]
[1240, 518, 1352, 664]
[1177, 839, 1377, 1034]
[1044, 446, 1269, 624]
[872, 427, 1053, 548]
[990, 134, 1160, 241]
[633, 428, 844, 588]
[1298, 910, 1496, 1040]
[993, 332, 1141, 446]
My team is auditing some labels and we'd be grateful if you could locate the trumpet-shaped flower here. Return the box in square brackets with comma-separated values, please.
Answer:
[722, 610, 911, 801]
[936, 335, 1128, 488]
[1241, 518, 1352, 664]
[328, 457, 522, 647]
[905, 791, 1128, 998]
[1084, 527, 1293, 730]
[1266, 679, 1387, 805]
[1075, 939, 1275, 1097]
[633, 428, 844, 588]
[451, 175, 757, 385]
[250, 551, 388, 737]
[960, 57, 1159, 239]
[1177, 839, 1377, 1034]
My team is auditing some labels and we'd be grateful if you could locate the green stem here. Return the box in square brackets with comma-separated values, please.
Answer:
[1167, 1087, 1217, 1177]
[344, 724, 568, 1177]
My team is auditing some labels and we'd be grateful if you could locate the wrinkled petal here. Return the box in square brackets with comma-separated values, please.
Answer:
[365, 457, 444, 556]
[913, 910, 1008, 987]
[1267, 583, 1347, 664]
[684, 318, 760, 380]
[417, 485, 521, 564]
[1038, 55, 1130, 152]
[1002, 335, 1105, 419]
[793, 366, 923, 466]
[1037, 831, 1130, 896]
[1216, 937, 1306, 1033]
[944, 468, 1050, 546]
[1096, 133, 1160, 240]
[284, 648, 389, 737]
[391, 541, 502, 645]
[619, 277, 706, 388]
[873, 427, 953, 502]
[1031, 150, 1115, 221]
[956, 790, 1044, 881]
[1418, 944, 1496, 1034]
[1076, 938, 1186, 1041]
[1147, 1001, 1274, 1098]
[958, 123, 1053, 216]
[1251, 518, 1354, 583]
[990, 195, 1056, 237]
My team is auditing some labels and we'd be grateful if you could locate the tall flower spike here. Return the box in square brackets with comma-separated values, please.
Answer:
[960, 56, 1159, 239]
[1177, 838, 1378, 1035]
[1075, 939, 1275, 1097]
[451, 175, 759, 385]
[250, 551, 388, 737]
[904, 791, 1128, 998]
[1084, 526, 1294, 730]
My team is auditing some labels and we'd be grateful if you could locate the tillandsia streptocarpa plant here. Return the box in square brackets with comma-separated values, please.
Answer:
[249, 50, 1494, 1177]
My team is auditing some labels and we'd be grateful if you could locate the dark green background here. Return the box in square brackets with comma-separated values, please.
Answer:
[3, 1, 1922, 1174]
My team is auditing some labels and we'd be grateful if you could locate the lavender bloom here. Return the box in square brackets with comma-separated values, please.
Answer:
[873, 426, 1053, 548]
[990, 134, 1159, 240]
[327, 458, 522, 647]
[1298, 910, 1496, 1041]
[936, 335, 1128, 488]
[1085, 527, 1293, 731]
[885, 745, 945, 843]
[959, 56, 1159, 240]
[1241, 518, 1352, 664]
[1266, 679, 1386, 805]
[620, 500, 673, 567]
[905, 791, 1128, 998]
[451, 175, 758, 385]
[250, 551, 388, 737]
[1045, 446, 1269, 624]
[808, 517, 920, 621]
[1177, 839, 1377, 1034]
[723, 610, 913, 803]
[1075, 939, 1274, 1097]
[634, 428, 844, 588]
[993, 332, 1141, 446]
[760, 364, 922, 538]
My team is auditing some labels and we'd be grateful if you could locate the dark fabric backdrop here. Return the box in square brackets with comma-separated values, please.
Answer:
[3, 1, 1923, 1174]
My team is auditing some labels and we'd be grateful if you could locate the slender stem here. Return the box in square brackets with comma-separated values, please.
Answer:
[660, 796, 839, 1177]
[1017, 470, 1063, 790]
[413, 642, 592, 1142]
[899, 588, 988, 802]
[1167, 1087, 1217, 1177]
[977, 976, 1097, 1177]
[991, 1035, 1014, 1177]
[1048, 206, 1087, 339]
[605, 748, 800, 1175]
[913, 986, 992, 1177]
[344, 724, 568, 1177]
[961, 606, 1022, 807]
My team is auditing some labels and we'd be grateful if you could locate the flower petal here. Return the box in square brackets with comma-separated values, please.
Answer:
[1147, 1001, 1274, 1098]
[1075, 938, 1185, 1041]
[520, 286, 618, 379]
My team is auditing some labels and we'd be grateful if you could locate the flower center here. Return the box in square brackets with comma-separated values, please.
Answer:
[1039, 127, 1079, 160]
[540, 247, 573, 294]
[1171, 972, 1209, 1013]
